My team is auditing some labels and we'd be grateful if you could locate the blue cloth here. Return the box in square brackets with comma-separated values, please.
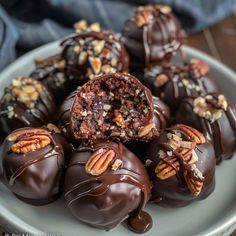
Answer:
[0, 0, 236, 70]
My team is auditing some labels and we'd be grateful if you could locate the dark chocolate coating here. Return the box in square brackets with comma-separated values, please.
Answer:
[122, 5, 185, 68]
[143, 60, 220, 112]
[0, 77, 56, 138]
[30, 54, 69, 104]
[58, 90, 77, 141]
[64, 141, 152, 233]
[61, 31, 129, 84]
[146, 125, 216, 207]
[71, 73, 158, 142]
[1, 127, 66, 205]
[175, 95, 236, 163]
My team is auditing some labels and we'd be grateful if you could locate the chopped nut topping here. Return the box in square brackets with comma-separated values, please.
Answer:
[155, 5, 172, 14]
[46, 123, 61, 134]
[78, 51, 88, 65]
[190, 58, 209, 77]
[154, 74, 169, 87]
[111, 159, 123, 171]
[138, 123, 155, 137]
[93, 40, 105, 54]
[135, 10, 154, 27]
[54, 60, 66, 69]
[193, 95, 227, 122]
[89, 57, 102, 74]
[74, 20, 88, 32]
[90, 22, 101, 32]
[73, 45, 81, 54]
[145, 159, 153, 166]
[10, 77, 42, 109]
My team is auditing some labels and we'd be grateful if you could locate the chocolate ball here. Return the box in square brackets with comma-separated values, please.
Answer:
[64, 141, 152, 233]
[70, 73, 158, 142]
[145, 124, 216, 207]
[143, 59, 220, 112]
[30, 54, 69, 104]
[1, 127, 66, 205]
[175, 94, 236, 163]
[61, 30, 129, 84]
[0, 77, 56, 137]
[122, 4, 185, 67]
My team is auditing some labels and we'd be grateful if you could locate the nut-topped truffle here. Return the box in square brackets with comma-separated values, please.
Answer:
[122, 4, 185, 67]
[31, 55, 69, 104]
[0, 77, 56, 137]
[145, 124, 216, 207]
[175, 94, 236, 163]
[142, 59, 220, 111]
[70, 73, 158, 142]
[61, 30, 129, 84]
[1, 127, 66, 205]
[64, 141, 152, 233]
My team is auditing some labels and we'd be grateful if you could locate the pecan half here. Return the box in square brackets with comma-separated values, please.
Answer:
[155, 155, 180, 180]
[174, 124, 205, 144]
[154, 74, 169, 87]
[184, 168, 204, 196]
[135, 10, 153, 27]
[11, 134, 51, 154]
[175, 147, 198, 165]
[85, 148, 116, 176]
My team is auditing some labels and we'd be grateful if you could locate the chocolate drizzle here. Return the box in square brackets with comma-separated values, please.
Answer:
[1, 127, 66, 205]
[64, 141, 152, 233]
[122, 5, 185, 67]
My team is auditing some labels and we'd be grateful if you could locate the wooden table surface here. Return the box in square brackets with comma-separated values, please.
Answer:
[1, 12, 236, 236]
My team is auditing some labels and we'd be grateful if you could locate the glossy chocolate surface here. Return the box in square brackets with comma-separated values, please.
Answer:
[58, 91, 77, 141]
[1, 127, 66, 205]
[70, 73, 157, 141]
[0, 77, 56, 138]
[175, 95, 236, 163]
[122, 5, 185, 67]
[145, 125, 216, 207]
[64, 141, 152, 233]
[143, 60, 220, 111]
[61, 31, 129, 84]
[30, 54, 69, 104]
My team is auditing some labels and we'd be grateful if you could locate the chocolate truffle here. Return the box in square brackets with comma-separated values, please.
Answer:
[70, 73, 158, 141]
[31, 55, 69, 103]
[145, 124, 216, 207]
[61, 30, 129, 84]
[58, 90, 77, 140]
[143, 59, 220, 111]
[122, 4, 185, 67]
[64, 141, 152, 233]
[175, 94, 236, 163]
[1, 127, 66, 205]
[0, 77, 56, 137]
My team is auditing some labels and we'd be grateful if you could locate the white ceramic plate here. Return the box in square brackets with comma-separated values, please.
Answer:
[0, 42, 236, 236]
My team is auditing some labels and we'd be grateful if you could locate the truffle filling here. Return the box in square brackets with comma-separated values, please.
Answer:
[71, 75, 152, 140]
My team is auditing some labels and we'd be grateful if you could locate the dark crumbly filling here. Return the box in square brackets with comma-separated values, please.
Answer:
[72, 75, 152, 140]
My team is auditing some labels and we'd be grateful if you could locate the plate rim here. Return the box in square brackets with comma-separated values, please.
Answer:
[0, 41, 235, 235]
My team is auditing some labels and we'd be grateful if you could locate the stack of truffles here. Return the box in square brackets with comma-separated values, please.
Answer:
[0, 4, 236, 234]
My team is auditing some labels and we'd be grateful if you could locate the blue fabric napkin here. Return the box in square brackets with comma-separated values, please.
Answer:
[0, 0, 235, 70]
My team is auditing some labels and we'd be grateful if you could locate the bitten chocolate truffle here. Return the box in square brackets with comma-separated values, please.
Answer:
[175, 94, 236, 163]
[70, 73, 158, 141]
[142, 59, 220, 111]
[0, 77, 56, 137]
[64, 141, 152, 233]
[1, 127, 66, 205]
[122, 4, 185, 67]
[31, 55, 69, 103]
[145, 124, 216, 207]
[61, 30, 129, 84]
